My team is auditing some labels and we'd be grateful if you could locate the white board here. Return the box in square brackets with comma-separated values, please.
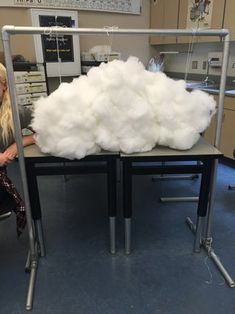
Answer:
[31, 9, 81, 77]
[1, 0, 141, 15]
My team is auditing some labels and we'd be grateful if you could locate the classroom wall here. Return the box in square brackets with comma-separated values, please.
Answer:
[0, 8, 35, 61]
[0, 2, 151, 66]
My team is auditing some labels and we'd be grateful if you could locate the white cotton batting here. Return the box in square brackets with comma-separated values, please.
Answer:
[31, 56, 216, 159]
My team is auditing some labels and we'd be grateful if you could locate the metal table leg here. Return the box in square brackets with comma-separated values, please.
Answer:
[26, 162, 46, 257]
[109, 217, 116, 254]
[125, 218, 131, 255]
[107, 158, 117, 254]
[193, 158, 212, 252]
[123, 160, 132, 255]
[35, 219, 46, 257]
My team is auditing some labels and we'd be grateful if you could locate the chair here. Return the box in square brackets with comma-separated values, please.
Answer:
[0, 185, 14, 221]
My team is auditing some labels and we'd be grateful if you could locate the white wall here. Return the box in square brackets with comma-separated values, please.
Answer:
[0, 3, 151, 92]
[0, 2, 151, 66]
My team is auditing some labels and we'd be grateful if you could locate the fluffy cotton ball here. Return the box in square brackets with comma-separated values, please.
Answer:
[31, 56, 216, 159]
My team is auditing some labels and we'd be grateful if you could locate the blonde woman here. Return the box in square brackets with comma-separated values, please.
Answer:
[0, 62, 35, 236]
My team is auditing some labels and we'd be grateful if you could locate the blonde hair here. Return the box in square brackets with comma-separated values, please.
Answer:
[0, 63, 14, 145]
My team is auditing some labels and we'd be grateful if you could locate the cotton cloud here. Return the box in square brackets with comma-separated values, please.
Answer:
[31, 57, 216, 159]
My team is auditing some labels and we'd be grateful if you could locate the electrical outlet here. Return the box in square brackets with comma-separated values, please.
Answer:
[202, 61, 207, 70]
[208, 52, 223, 67]
[192, 60, 198, 69]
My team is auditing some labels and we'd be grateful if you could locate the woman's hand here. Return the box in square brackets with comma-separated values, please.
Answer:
[0, 135, 36, 167]
[3, 135, 35, 159]
[0, 152, 14, 166]
[4, 143, 17, 160]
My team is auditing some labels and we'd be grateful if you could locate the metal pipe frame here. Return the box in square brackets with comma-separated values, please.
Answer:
[1, 26, 232, 310]
[186, 217, 235, 287]
[1, 25, 230, 36]
[205, 32, 230, 237]
[152, 174, 199, 181]
[160, 196, 199, 202]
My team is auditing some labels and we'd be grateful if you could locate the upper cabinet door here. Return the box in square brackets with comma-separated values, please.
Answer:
[150, 0, 179, 45]
[178, 0, 225, 43]
[223, 0, 235, 40]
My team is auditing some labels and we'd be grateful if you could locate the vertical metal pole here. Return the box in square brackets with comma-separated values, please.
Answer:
[214, 34, 230, 149]
[205, 33, 230, 239]
[2, 29, 39, 310]
[2, 30, 37, 256]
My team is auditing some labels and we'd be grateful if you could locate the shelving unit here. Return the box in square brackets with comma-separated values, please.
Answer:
[13, 62, 48, 110]
[81, 51, 121, 74]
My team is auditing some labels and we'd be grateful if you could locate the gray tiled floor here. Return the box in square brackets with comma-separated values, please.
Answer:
[0, 161, 235, 313]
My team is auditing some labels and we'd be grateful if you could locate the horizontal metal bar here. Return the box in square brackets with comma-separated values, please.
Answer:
[160, 196, 199, 202]
[132, 164, 203, 175]
[32, 164, 108, 176]
[2, 25, 229, 37]
[152, 174, 199, 181]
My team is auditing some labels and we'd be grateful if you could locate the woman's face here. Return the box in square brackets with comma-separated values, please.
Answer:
[0, 80, 6, 102]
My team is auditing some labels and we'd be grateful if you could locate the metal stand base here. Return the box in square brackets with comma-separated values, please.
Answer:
[186, 216, 235, 288]
[0, 211, 12, 221]
[125, 218, 131, 255]
[24, 241, 40, 310]
[160, 196, 199, 202]
[26, 258, 38, 311]
[109, 217, 116, 254]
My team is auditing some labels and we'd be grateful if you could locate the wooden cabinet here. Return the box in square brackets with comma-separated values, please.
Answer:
[150, 0, 179, 45]
[220, 97, 235, 159]
[178, 0, 225, 43]
[150, 0, 226, 45]
[223, 0, 235, 41]
[204, 94, 218, 145]
[204, 95, 235, 159]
